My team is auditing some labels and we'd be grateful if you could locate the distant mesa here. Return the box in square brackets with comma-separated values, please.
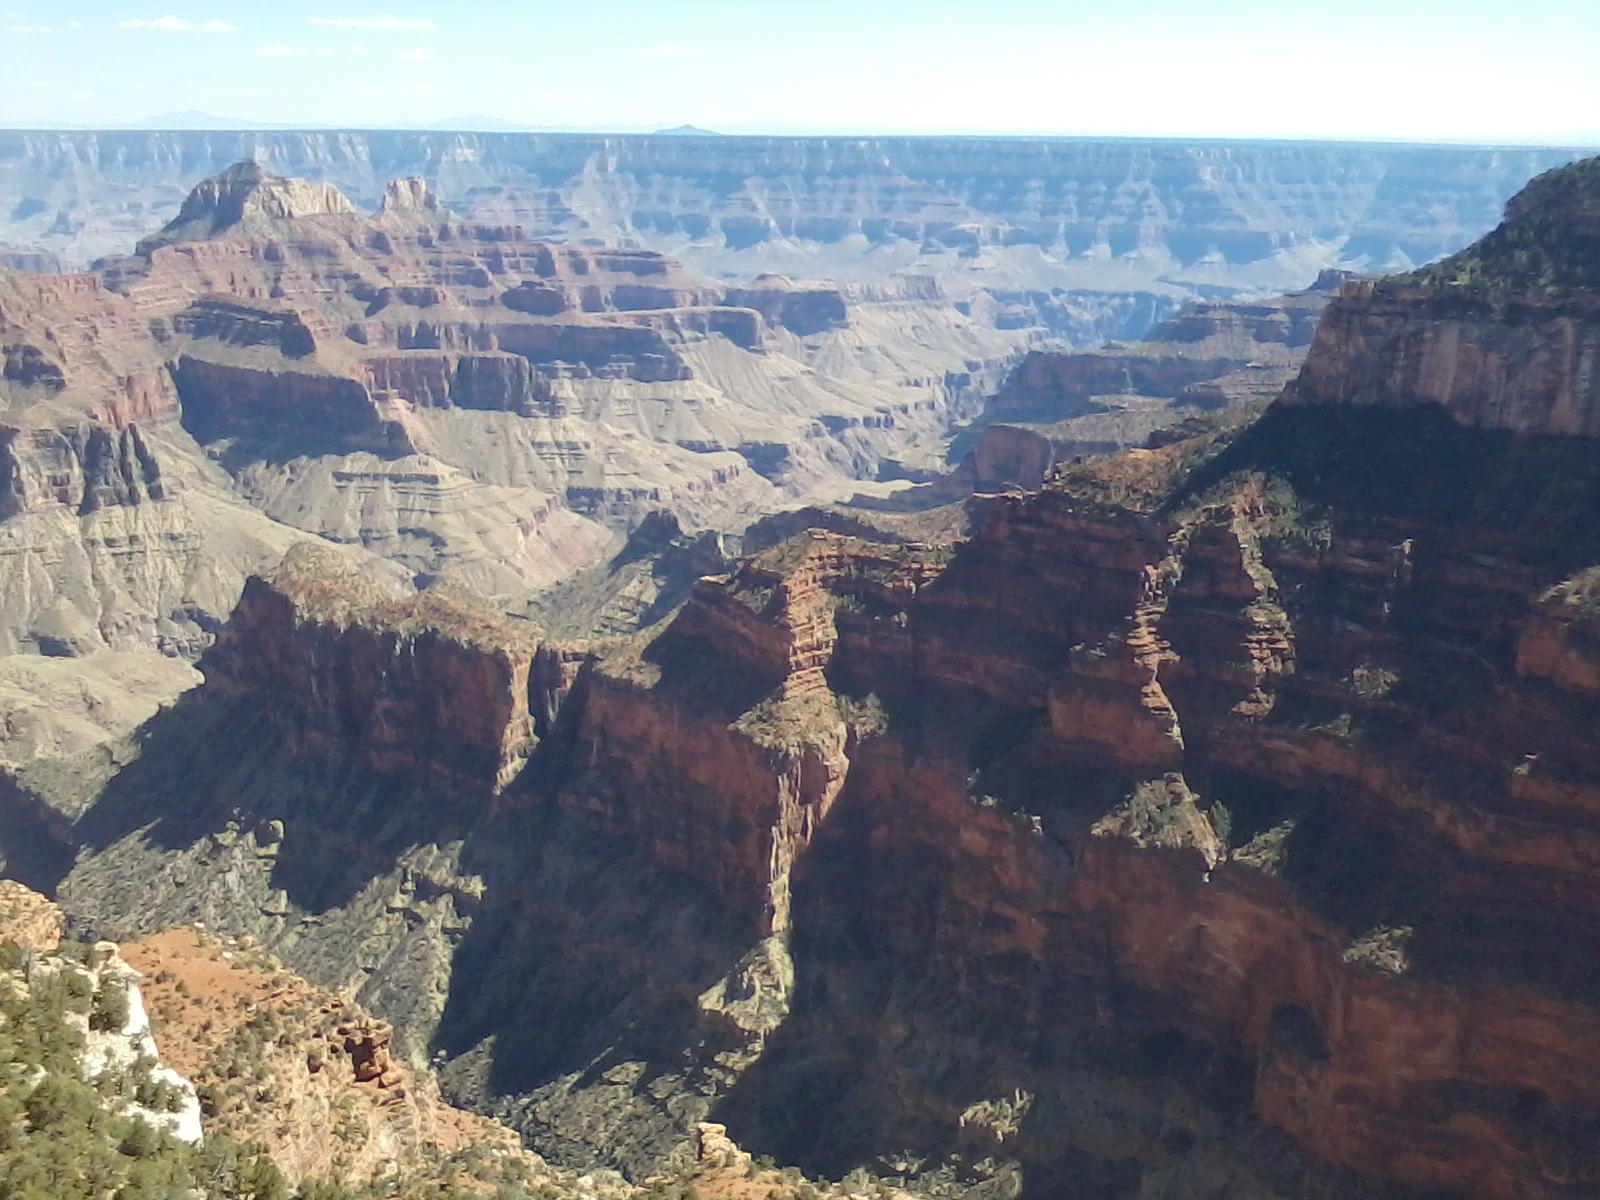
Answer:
[654, 124, 721, 136]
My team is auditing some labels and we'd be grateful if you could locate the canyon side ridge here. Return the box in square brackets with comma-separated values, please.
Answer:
[0, 154, 1596, 1200]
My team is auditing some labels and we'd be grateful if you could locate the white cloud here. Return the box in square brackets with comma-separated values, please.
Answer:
[394, 47, 430, 62]
[309, 15, 433, 31]
[119, 16, 238, 32]
[416, 82, 444, 96]
[256, 43, 306, 57]
[219, 87, 267, 99]
[5, 23, 49, 33]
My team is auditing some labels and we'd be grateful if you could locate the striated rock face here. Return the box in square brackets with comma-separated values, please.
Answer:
[171, 357, 415, 454]
[1285, 281, 1600, 432]
[0, 132, 1583, 305]
[87, 160, 1022, 547]
[568, 535, 947, 935]
[723, 278, 849, 336]
[986, 280, 1335, 425]
[952, 278, 1342, 489]
[0, 153, 1023, 677]
[1286, 162, 1600, 434]
[204, 543, 563, 788]
[42, 156, 1600, 1200]
[379, 176, 439, 214]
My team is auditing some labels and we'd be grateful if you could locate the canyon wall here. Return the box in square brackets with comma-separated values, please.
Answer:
[37, 153, 1600, 1200]
[0, 132, 1586, 309]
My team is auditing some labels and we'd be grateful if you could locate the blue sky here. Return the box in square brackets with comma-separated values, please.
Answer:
[0, 1, 1596, 142]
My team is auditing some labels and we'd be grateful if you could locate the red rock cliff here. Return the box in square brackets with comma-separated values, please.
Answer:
[205, 543, 574, 789]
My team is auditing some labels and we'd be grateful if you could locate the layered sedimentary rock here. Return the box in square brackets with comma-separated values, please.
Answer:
[0, 157, 1021, 688]
[25, 156, 1600, 1200]
[40, 154, 1600, 1200]
[100, 162, 1021, 539]
[0, 265, 342, 662]
[205, 543, 567, 789]
[0, 131, 1584, 313]
[956, 276, 1343, 488]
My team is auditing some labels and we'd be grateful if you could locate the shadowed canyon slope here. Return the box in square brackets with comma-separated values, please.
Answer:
[12, 155, 1600, 1200]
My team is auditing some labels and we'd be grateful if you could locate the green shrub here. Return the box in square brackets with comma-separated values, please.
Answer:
[89, 978, 131, 1033]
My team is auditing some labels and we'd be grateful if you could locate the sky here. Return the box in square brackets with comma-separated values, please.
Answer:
[0, 1, 1596, 143]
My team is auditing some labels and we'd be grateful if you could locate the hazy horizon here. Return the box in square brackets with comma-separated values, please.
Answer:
[1, 0, 1596, 144]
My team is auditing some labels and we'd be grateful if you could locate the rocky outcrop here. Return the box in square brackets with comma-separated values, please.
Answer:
[949, 279, 1343, 488]
[172, 355, 416, 454]
[967, 423, 1056, 489]
[0, 423, 167, 515]
[45, 157, 1600, 1200]
[568, 535, 946, 935]
[0, 877, 63, 951]
[67, 160, 1020, 547]
[1286, 280, 1600, 432]
[985, 280, 1335, 424]
[723, 278, 849, 336]
[1284, 162, 1600, 434]
[379, 176, 439, 214]
[204, 543, 561, 788]
[171, 299, 318, 357]
[137, 159, 357, 252]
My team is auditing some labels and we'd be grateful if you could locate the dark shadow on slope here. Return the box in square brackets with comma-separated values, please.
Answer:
[1179, 403, 1600, 571]
[66, 684, 497, 919]
[709, 765, 1411, 1200]
[431, 791, 768, 1177]
[0, 772, 77, 894]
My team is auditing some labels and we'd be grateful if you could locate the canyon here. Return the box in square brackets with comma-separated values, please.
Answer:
[2, 123, 1600, 1200]
[0, 132, 1587, 336]
[0, 157, 1025, 669]
[0, 151, 1589, 1200]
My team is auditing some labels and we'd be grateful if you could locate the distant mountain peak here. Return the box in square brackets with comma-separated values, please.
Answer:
[654, 124, 721, 136]
[138, 159, 357, 252]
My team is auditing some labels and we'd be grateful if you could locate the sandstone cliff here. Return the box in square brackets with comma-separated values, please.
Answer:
[1285, 163, 1600, 433]
[0, 153, 1023, 702]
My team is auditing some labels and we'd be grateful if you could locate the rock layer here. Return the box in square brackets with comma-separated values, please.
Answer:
[35, 156, 1600, 1200]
